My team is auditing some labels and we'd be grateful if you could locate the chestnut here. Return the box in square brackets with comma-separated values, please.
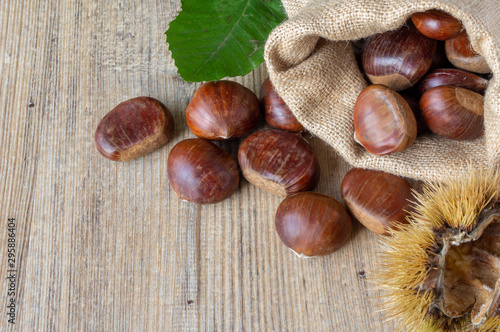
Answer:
[362, 25, 437, 91]
[420, 85, 484, 140]
[95, 97, 174, 161]
[259, 78, 305, 132]
[445, 30, 491, 74]
[275, 192, 352, 257]
[353, 85, 417, 155]
[167, 138, 239, 204]
[341, 168, 414, 235]
[419, 68, 488, 94]
[186, 80, 260, 140]
[238, 129, 319, 197]
[411, 10, 463, 41]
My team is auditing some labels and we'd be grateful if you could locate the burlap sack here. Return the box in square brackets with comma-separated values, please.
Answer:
[264, 0, 500, 182]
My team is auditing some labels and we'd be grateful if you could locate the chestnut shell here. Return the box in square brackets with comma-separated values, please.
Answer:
[420, 86, 484, 140]
[353, 85, 417, 155]
[341, 168, 414, 235]
[275, 192, 352, 257]
[445, 30, 491, 74]
[167, 138, 240, 204]
[186, 80, 260, 140]
[95, 97, 174, 161]
[362, 25, 437, 91]
[411, 10, 463, 41]
[419, 68, 488, 95]
[238, 129, 319, 197]
[260, 78, 305, 132]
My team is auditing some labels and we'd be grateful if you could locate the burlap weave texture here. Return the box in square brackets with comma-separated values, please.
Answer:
[264, 0, 500, 181]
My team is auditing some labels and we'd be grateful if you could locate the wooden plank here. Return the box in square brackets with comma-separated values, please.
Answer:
[0, 1, 397, 331]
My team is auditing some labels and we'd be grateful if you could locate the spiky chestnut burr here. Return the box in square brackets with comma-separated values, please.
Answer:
[376, 167, 500, 331]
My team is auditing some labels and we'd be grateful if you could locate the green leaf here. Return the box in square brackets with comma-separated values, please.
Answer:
[166, 0, 287, 82]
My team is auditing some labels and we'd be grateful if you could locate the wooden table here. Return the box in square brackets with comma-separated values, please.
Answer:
[0, 1, 396, 330]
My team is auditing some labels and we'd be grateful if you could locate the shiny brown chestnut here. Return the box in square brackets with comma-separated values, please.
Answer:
[238, 129, 319, 197]
[95, 97, 174, 161]
[445, 30, 491, 74]
[411, 10, 463, 41]
[341, 168, 414, 235]
[167, 138, 239, 204]
[260, 78, 305, 132]
[353, 85, 417, 155]
[186, 80, 260, 140]
[275, 192, 352, 257]
[420, 85, 484, 140]
[419, 68, 489, 94]
[362, 25, 437, 91]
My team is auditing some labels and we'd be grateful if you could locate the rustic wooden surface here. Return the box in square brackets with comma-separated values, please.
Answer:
[0, 1, 398, 331]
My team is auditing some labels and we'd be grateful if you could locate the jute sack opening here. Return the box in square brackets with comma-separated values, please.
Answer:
[264, 0, 500, 182]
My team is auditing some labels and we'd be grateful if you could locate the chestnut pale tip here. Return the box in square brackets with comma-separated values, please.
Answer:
[353, 132, 361, 145]
[290, 249, 313, 259]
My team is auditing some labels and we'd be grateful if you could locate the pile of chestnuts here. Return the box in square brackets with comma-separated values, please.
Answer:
[94, 77, 416, 258]
[355, 10, 490, 155]
[95, 10, 484, 258]
[170, 79, 352, 257]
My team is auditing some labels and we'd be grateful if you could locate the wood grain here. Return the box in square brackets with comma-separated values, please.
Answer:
[0, 1, 398, 331]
